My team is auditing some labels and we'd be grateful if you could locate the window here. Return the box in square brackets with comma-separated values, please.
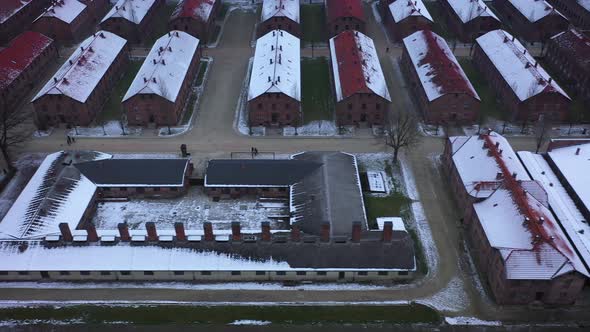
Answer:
[18, 271, 28, 275]
[377, 271, 388, 276]
[171, 187, 178, 192]
[271, 103, 276, 110]
[376, 104, 381, 110]
[80, 271, 90, 276]
[120, 271, 131, 276]
[120, 187, 127, 191]
[276, 271, 286, 276]
[361, 104, 367, 109]
[256, 271, 266, 275]
[296, 271, 306, 276]
[316, 271, 327, 276]
[100, 271, 111, 276]
[174, 271, 185, 276]
[347, 103, 353, 110]
[231, 271, 241, 276]
[399, 271, 408, 276]
[0, 271, 8, 275]
[103, 187, 111, 191]
[201, 271, 212, 276]
[258, 103, 262, 109]
[154, 187, 161, 192]
[279, 187, 286, 192]
[60, 271, 70, 276]
[144, 271, 154, 276]
[358, 271, 368, 276]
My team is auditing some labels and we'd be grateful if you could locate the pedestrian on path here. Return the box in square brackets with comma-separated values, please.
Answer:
[386, 47, 389, 53]
[254, 147, 259, 156]
[251, 147, 255, 159]
[66, 136, 71, 146]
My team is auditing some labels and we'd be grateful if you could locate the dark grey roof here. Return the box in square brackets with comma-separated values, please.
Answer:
[75, 159, 189, 186]
[205, 159, 322, 186]
[291, 152, 367, 236]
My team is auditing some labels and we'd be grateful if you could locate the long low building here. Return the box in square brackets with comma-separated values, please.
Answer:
[383, 0, 433, 41]
[401, 30, 480, 124]
[123, 31, 200, 127]
[258, 0, 300, 38]
[440, 0, 501, 42]
[100, 0, 164, 43]
[493, 0, 568, 41]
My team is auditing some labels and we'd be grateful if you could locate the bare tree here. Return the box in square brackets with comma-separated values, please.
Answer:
[384, 110, 422, 164]
[534, 115, 552, 153]
[0, 102, 33, 172]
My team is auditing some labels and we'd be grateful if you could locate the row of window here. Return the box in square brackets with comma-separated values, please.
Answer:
[1, 271, 409, 276]
[102, 187, 178, 192]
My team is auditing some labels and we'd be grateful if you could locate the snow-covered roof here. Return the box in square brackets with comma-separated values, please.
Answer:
[123, 31, 199, 103]
[101, 0, 157, 24]
[329, 30, 391, 102]
[578, 0, 590, 11]
[449, 132, 529, 198]
[445, 0, 499, 23]
[550, 29, 590, 72]
[32, 31, 127, 103]
[519, 151, 590, 270]
[248, 29, 300, 101]
[0, 31, 54, 91]
[506, 0, 566, 23]
[388, 0, 433, 23]
[35, 0, 86, 24]
[170, 0, 217, 22]
[475, 30, 569, 102]
[261, 0, 299, 23]
[402, 30, 479, 102]
[474, 187, 588, 279]
[0, 0, 29, 24]
[376, 217, 406, 232]
[0, 151, 111, 240]
[548, 143, 590, 219]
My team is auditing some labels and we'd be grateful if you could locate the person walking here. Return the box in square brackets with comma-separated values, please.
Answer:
[66, 136, 71, 146]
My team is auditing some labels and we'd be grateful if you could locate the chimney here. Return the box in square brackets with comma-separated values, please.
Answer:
[174, 222, 186, 241]
[548, 78, 553, 84]
[495, 141, 500, 148]
[69, 60, 73, 65]
[153, 59, 156, 64]
[382, 222, 393, 242]
[152, 77, 157, 83]
[86, 223, 98, 242]
[576, 147, 581, 155]
[320, 222, 330, 242]
[261, 221, 271, 241]
[496, 172, 503, 180]
[351, 221, 361, 243]
[512, 172, 517, 179]
[59, 223, 73, 242]
[291, 224, 301, 242]
[118, 223, 130, 241]
[146, 222, 158, 241]
[53, 77, 58, 83]
[268, 76, 271, 82]
[203, 222, 214, 241]
[231, 222, 241, 241]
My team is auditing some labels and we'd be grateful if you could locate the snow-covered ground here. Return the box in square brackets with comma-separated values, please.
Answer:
[158, 125, 189, 137]
[419, 123, 446, 137]
[92, 187, 290, 231]
[462, 121, 590, 137]
[229, 320, 271, 326]
[445, 316, 502, 326]
[355, 153, 396, 197]
[69, 121, 142, 138]
[417, 277, 468, 312]
[283, 121, 338, 137]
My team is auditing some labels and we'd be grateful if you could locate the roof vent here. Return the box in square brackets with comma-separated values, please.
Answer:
[152, 77, 157, 83]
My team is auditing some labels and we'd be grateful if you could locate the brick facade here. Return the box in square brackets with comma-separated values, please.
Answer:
[382, 0, 432, 42]
[0, 0, 51, 45]
[0, 31, 57, 114]
[472, 42, 570, 122]
[439, 0, 501, 42]
[32, 2, 92, 42]
[328, 16, 365, 38]
[99, 0, 164, 44]
[206, 186, 289, 200]
[334, 92, 388, 126]
[326, 0, 365, 37]
[547, 0, 590, 30]
[248, 93, 301, 127]
[258, 15, 300, 39]
[168, 0, 220, 43]
[493, 0, 569, 42]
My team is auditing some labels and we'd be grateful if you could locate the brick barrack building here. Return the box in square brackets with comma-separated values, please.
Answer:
[168, 0, 220, 43]
[257, 0, 300, 38]
[547, 0, 590, 30]
[32, 0, 91, 42]
[0, 31, 57, 114]
[325, 0, 365, 38]
[473, 30, 571, 122]
[100, 0, 164, 44]
[32, 31, 128, 128]
[329, 30, 391, 126]
[440, 0, 501, 42]
[0, 0, 51, 44]
[248, 29, 301, 127]
[443, 131, 589, 304]
[493, 0, 568, 42]
[401, 30, 480, 124]
[383, 0, 433, 41]
[124, 31, 200, 127]
[545, 29, 590, 103]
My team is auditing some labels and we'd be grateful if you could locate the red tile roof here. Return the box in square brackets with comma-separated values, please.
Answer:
[332, 30, 372, 98]
[0, 0, 29, 24]
[551, 29, 590, 72]
[0, 31, 53, 90]
[171, 0, 216, 22]
[326, 0, 364, 23]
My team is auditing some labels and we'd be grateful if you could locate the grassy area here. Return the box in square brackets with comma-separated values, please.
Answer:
[144, 4, 177, 46]
[301, 4, 327, 43]
[363, 193, 411, 229]
[423, 2, 456, 41]
[98, 60, 143, 123]
[301, 57, 334, 123]
[459, 59, 507, 121]
[0, 304, 441, 325]
[196, 60, 209, 87]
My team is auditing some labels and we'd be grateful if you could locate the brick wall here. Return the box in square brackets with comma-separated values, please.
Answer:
[335, 93, 387, 126]
[248, 93, 301, 127]
[257, 16, 300, 38]
[0, 0, 51, 44]
[328, 17, 365, 38]
[32, 8, 91, 42]
[99, 0, 164, 44]
[547, 0, 590, 30]
[545, 37, 590, 102]
[206, 186, 289, 200]
[168, 0, 220, 42]
[493, 0, 568, 42]
[439, 1, 501, 42]
[386, 14, 432, 42]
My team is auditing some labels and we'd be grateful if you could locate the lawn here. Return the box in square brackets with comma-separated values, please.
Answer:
[364, 193, 411, 229]
[0, 304, 441, 325]
[301, 4, 327, 43]
[423, 2, 456, 41]
[301, 57, 334, 123]
[98, 60, 143, 123]
[459, 59, 508, 121]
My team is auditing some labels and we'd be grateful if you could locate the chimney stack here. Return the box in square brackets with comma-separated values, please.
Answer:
[576, 147, 581, 155]
[382, 222, 393, 242]
[118, 223, 130, 241]
[291, 224, 301, 242]
[261, 221, 271, 241]
[86, 223, 98, 242]
[351, 221, 362, 242]
[320, 222, 330, 242]
[203, 222, 214, 241]
[59, 223, 73, 242]
[174, 222, 186, 241]
[146, 222, 158, 241]
[231, 222, 242, 241]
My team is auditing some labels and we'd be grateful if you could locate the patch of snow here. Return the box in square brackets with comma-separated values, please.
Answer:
[284, 121, 337, 136]
[507, 0, 566, 23]
[447, 0, 499, 24]
[158, 125, 189, 137]
[69, 121, 142, 137]
[35, 0, 86, 24]
[235, 57, 254, 135]
[417, 277, 468, 312]
[102, 0, 157, 24]
[445, 316, 502, 326]
[229, 320, 271, 326]
[389, 0, 433, 23]
[261, 0, 299, 23]
[32, 129, 53, 138]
